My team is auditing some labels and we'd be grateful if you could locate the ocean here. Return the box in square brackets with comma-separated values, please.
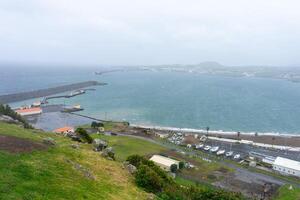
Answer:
[1, 67, 300, 135]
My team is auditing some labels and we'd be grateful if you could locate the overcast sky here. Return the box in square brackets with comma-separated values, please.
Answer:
[0, 0, 300, 66]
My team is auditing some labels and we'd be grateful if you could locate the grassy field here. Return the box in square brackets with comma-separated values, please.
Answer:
[0, 122, 148, 200]
[92, 134, 167, 161]
[275, 185, 300, 200]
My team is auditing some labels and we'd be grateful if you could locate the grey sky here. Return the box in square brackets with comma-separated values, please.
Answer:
[0, 0, 300, 66]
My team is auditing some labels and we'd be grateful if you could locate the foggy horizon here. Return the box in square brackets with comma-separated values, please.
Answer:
[1, 0, 300, 67]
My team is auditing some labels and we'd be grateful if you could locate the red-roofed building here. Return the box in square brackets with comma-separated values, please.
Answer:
[15, 107, 42, 116]
[53, 126, 74, 134]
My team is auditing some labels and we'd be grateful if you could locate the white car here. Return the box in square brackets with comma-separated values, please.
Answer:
[225, 151, 233, 157]
[203, 145, 211, 151]
[210, 146, 219, 153]
[195, 144, 204, 149]
[216, 149, 225, 155]
[233, 154, 241, 160]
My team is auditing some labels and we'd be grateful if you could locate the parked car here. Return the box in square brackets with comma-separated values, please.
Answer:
[195, 144, 204, 149]
[234, 154, 241, 160]
[216, 149, 225, 155]
[210, 146, 219, 153]
[203, 145, 211, 151]
[225, 151, 233, 157]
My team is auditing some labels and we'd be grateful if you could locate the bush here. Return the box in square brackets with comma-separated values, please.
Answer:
[91, 121, 104, 128]
[126, 155, 145, 168]
[170, 164, 178, 173]
[179, 161, 185, 170]
[135, 164, 164, 193]
[75, 128, 93, 143]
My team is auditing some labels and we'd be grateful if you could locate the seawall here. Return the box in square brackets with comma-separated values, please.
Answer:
[0, 81, 105, 104]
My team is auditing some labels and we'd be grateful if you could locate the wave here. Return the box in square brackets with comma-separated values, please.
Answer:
[130, 123, 300, 138]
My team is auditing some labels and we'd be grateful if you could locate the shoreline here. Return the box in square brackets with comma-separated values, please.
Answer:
[130, 124, 300, 148]
[131, 123, 300, 137]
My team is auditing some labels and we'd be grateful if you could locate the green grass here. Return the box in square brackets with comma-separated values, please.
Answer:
[275, 185, 300, 200]
[0, 122, 148, 200]
[93, 134, 167, 161]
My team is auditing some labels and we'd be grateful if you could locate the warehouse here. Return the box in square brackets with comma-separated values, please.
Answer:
[272, 157, 300, 177]
[150, 155, 179, 171]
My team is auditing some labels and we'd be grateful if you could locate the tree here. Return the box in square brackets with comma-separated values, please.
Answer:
[179, 161, 185, 170]
[237, 132, 241, 140]
[75, 128, 93, 143]
[170, 164, 178, 173]
[206, 126, 210, 137]
[91, 121, 98, 128]
[272, 136, 275, 148]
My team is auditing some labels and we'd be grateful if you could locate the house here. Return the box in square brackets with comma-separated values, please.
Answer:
[272, 157, 300, 177]
[15, 107, 42, 116]
[53, 126, 74, 134]
[150, 155, 179, 171]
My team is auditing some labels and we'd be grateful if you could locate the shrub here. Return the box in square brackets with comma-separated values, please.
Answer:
[170, 164, 178, 173]
[179, 161, 185, 170]
[126, 154, 145, 168]
[91, 121, 104, 128]
[75, 128, 93, 143]
[135, 164, 164, 193]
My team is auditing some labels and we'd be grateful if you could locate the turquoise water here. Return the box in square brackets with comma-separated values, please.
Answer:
[2, 68, 300, 134]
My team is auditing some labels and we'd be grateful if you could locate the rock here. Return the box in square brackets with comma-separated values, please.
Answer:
[101, 147, 115, 160]
[0, 115, 19, 124]
[71, 144, 79, 149]
[147, 193, 156, 200]
[126, 164, 137, 174]
[65, 159, 95, 180]
[43, 137, 56, 145]
[93, 139, 107, 151]
[70, 135, 82, 142]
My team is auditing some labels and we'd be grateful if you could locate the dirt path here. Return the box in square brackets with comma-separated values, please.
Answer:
[0, 135, 47, 153]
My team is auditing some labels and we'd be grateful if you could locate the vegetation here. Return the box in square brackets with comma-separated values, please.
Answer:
[127, 155, 244, 200]
[91, 121, 104, 129]
[92, 134, 166, 161]
[179, 161, 185, 169]
[76, 127, 93, 143]
[0, 122, 148, 199]
[0, 104, 33, 129]
[274, 184, 300, 200]
[170, 164, 178, 173]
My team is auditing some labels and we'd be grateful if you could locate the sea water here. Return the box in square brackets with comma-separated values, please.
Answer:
[1, 67, 300, 135]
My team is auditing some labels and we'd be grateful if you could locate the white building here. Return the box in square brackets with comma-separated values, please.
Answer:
[272, 157, 300, 177]
[150, 155, 179, 171]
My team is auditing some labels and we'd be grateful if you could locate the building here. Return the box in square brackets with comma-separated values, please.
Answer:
[272, 157, 300, 177]
[15, 107, 42, 116]
[155, 132, 169, 138]
[150, 155, 179, 171]
[53, 126, 74, 134]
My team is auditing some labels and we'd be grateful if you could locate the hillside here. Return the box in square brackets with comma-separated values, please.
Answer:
[0, 122, 150, 200]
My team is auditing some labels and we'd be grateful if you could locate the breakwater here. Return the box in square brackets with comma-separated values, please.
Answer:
[0, 81, 105, 104]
